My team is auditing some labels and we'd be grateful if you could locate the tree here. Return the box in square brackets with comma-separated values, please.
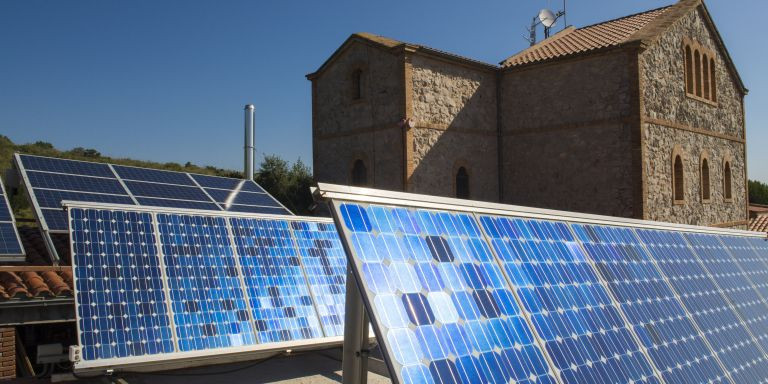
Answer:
[749, 179, 768, 205]
[255, 155, 314, 215]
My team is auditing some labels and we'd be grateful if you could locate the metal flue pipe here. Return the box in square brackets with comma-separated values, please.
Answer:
[244, 104, 255, 181]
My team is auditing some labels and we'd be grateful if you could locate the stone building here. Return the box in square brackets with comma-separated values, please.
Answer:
[307, 0, 749, 228]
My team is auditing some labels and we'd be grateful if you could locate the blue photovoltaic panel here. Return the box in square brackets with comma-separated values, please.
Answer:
[19, 154, 115, 178]
[686, 233, 768, 355]
[229, 217, 324, 343]
[0, 223, 23, 255]
[720, 235, 768, 304]
[113, 165, 196, 186]
[0, 180, 12, 222]
[572, 224, 729, 384]
[156, 213, 257, 351]
[136, 197, 221, 211]
[27, 171, 127, 195]
[124, 181, 213, 202]
[291, 221, 346, 337]
[635, 229, 768, 383]
[34, 189, 135, 209]
[337, 203, 557, 384]
[190, 174, 266, 193]
[206, 189, 278, 207]
[41, 209, 70, 233]
[69, 208, 175, 361]
[480, 216, 659, 384]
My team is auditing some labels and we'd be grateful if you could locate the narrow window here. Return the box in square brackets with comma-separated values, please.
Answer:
[455, 167, 470, 199]
[685, 46, 694, 94]
[351, 159, 367, 186]
[701, 158, 710, 201]
[702, 54, 710, 100]
[351, 69, 363, 100]
[710, 58, 717, 102]
[694, 50, 702, 97]
[724, 161, 732, 200]
[673, 155, 685, 202]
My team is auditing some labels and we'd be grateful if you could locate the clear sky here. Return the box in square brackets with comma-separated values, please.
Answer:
[1, 0, 766, 182]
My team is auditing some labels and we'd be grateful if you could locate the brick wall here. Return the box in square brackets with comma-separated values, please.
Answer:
[0, 327, 15, 380]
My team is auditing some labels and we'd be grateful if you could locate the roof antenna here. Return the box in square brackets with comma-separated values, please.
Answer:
[524, 0, 566, 46]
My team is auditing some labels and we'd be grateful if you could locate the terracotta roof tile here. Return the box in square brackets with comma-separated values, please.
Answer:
[750, 215, 768, 234]
[501, 5, 671, 67]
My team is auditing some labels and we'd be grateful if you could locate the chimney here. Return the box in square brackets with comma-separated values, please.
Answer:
[244, 104, 255, 181]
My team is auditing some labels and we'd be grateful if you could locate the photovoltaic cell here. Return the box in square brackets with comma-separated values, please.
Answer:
[19, 154, 114, 178]
[291, 221, 346, 337]
[113, 165, 195, 186]
[0, 181, 12, 222]
[635, 229, 768, 383]
[69, 208, 175, 361]
[156, 213, 257, 351]
[27, 171, 127, 195]
[190, 174, 266, 193]
[480, 216, 659, 384]
[229, 217, 324, 343]
[135, 197, 221, 211]
[686, 233, 768, 355]
[41, 209, 71, 233]
[221, 204, 291, 215]
[124, 181, 213, 202]
[572, 224, 729, 384]
[0, 223, 23, 255]
[337, 203, 557, 384]
[205, 189, 278, 207]
[34, 189, 135, 209]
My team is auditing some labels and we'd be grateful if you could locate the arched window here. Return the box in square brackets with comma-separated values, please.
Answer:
[351, 159, 367, 186]
[673, 155, 685, 203]
[724, 161, 732, 201]
[694, 50, 702, 97]
[351, 69, 363, 100]
[710, 57, 717, 102]
[685, 45, 694, 94]
[702, 54, 710, 100]
[701, 157, 710, 201]
[455, 167, 469, 199]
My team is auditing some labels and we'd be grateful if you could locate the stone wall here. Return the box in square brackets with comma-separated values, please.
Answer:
[641, 8, 744, 138]
[0, 327, 14, 380]
[312, 40, 405, 191]
[408, 55, 498, 201]
[499, 51, 637, 217]
[644, 123, 746, 225]
[641, 7, 747, 225]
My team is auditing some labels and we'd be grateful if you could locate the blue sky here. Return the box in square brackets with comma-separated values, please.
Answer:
[1, 0, 766, 182]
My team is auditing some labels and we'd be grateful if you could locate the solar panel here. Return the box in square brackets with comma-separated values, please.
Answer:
[229, 217, 324, 343]
[689, 233, 768, 354]
[335, 203, 558, 384]
[68, 203, 344, 372]
[15, 154, 291, 239]
[572, 224, 729, 383]
[635, 229, 768, 383]
[0, 177, 25, 257]
[480, 216, 659, 384]
[290, 220, 346, 337]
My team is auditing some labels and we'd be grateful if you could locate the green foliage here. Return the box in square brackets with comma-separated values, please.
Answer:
[255, 155, 314, 215]
[749, 179, 768, 205]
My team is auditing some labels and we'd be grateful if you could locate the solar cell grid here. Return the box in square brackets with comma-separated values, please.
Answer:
[34, 189, 135, 209]
[27, 171, 127, 195]
[113, 165, 195, 186]
[19, 154, 115, 178]
[42, 209, 71, 233]
[190, 174, 266, 193]
[221, 204, 290, 215]
[571, 224, 729, 384]
[0, 223, 23, 255]
[0, 181, 12, 222]
[337, 203, 558, 384]
[635, 229, 768, 383]
[686, 233, 768, 355]
[124, 181, 213, 202]
[229, 217, 324, 343]
[136, 197, 221, 211]
[205, 188, 277, 207]
[69, 208, 175, 361]
[480, 215, 660, 384]
[156, 213, 257, 351]
[291, 221, 347, 337]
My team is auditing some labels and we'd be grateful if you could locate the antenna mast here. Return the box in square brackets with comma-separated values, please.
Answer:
[524, 0, 567, 46]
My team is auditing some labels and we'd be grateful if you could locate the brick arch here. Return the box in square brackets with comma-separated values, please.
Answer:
[671, 145, 686, 204]
[722, 152, 733, 202]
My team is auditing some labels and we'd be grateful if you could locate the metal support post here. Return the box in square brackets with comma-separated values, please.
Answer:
[342, 266, 370, 384]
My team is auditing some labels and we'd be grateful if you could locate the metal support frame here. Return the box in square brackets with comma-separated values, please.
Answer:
[341, 265, 370, 384]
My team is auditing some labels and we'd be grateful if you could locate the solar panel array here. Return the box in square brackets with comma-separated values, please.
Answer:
[0, 176, 25, 257]
[68, 205, 345, 370]
[328, 192, 768, 384]
[16, 154, 291, 234]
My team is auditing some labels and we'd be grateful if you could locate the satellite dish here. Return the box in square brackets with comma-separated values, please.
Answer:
[539, 8, 557, 28]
